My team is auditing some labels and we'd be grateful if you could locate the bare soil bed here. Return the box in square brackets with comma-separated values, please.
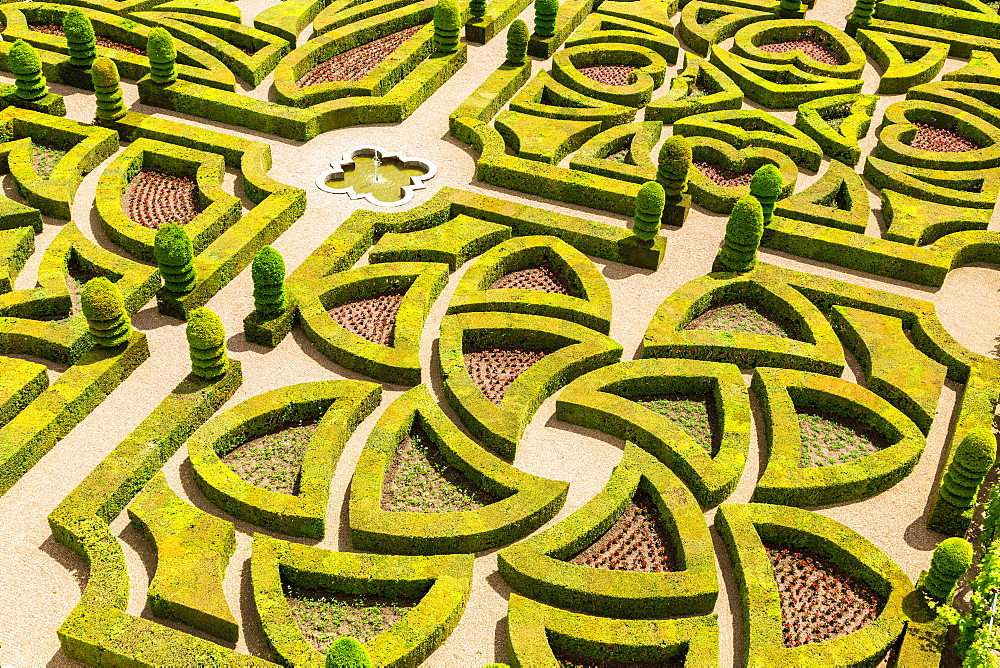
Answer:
[578, 65, 637, 87]
[29, 24, 145, 55]
[464, 348, 548, 404]
[798, 409, 885, 468]
[569, 491, 678, 572]
[123, 169, 200, 229]
[694, 161, 754, 187]
[297, 24, 425, 87]
[911, 124, 981, 152]
[686, 300, 793, 337]
[759, 39, 843, 65]
[381, 422, 496, 512]
[489, 262, 577, 296]
[766, 544, 883, 648]
[31, 141, 67, 179]
[221, 422, 317, 494]
[328, 291, 405, 346]
[632, 393, 717, 455]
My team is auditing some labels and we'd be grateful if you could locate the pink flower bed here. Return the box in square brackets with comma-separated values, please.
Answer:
[328, 292, 405, 346]
[30, 24, 145, 55]
[911, 123, 981, 152]
[695, 161, 753, 187]
[297, 24, 425, 88]
[759, 39, 842, 66]
[123, 170, 199, 229]
[578, 65, 637, 87]
[464, 348, 548, 404]
[489, 263, 575, 295]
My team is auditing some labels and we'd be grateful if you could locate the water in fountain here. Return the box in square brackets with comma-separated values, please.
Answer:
[370, 148, 385, 185]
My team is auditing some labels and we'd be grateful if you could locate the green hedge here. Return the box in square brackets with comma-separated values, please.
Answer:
[882, 188, 991, 246]
[732, 19, 866, 78]
[369, 216, 511, 269]
[678, 0, 778, 56]
[550, 43, 667, 107]
[565, 11, 680, 63]
[686, 136, 796, 213]
[773, 159, 870, 232]
[856, 29, 948, 94]
[863, 155, 1000, 209]
[794, 93, 876, 166]
[646, 52, 743, 124]
[875, 99, 1000, 170]
[568, 121, 661, 184]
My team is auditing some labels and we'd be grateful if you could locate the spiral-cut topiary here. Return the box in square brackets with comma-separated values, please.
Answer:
[64, 8, 97, 68]
[251, 246, 287, 316]
[534, 0, 558, 37]
[154, 223, 196, 295]
[656, 135, 692, 198]
[632, 181, 665, 242]
[470, 0, 486, 17]
[325, 638, 373, 668]
[81, 277, 132, 348]
[9, 40, 48, 101]
[847, 0, 878, 35]
[750, 164, 783, 226]
[715, 195, 764, 273]
[506, 19, 529, 65]
[92, 57, 127, 121]
[923, 537, 973, 603]
[434, 0, 462, 53]
[186, 307, 229, 379]
[940, 426, 997, 508]
[146, 27, 177, 84]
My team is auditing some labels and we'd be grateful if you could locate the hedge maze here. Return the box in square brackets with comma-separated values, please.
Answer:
[3, 0, 1000, 664]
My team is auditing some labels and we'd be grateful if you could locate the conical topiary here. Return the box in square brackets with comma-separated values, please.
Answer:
[715, 195, 764, 272]
[9, 40, 48, 101]
[923, 537, 973, 603]
[506, 19, 529, 65]
[92, 57, 127, 121]
[146, 27, 177, 84]
[186, 307, 229, 379]
[81, 276, 132, 347]
[64, 8, 97, 68]
[940, 426, 997, 508]
[251, 246, 287, 316]
[750, 164, 782, 226]
[470, 0, 486, 17]
[632, 181, 664, 242]
[656, 135, 692, 198]
[325, 638, 373, 668]
[154, 223, 196, 295]
[534, 0, 558, 37]
[434, 0, 462, 53]
[846, 0, 878, 35]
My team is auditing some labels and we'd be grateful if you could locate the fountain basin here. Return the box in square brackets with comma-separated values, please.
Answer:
[316, 145, 436, 207]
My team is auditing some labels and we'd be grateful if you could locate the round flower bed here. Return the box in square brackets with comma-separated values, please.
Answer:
[328, 291, 405, 346]
[297, 24, 425, 88]
[464, 348, 548, 404]
[122, 169, 200, 229]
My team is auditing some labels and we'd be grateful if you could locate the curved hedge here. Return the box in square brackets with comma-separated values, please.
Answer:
[855, 29, 948, 94]
[875, 99, 1000, 171]
[794, 93, 876, 166]
[773, 159, 870, 233]
[646, 53, 743, 124]
[568, 121, 661, 184]
[686, 136, 796, 214]
[732, 20, 866, 78]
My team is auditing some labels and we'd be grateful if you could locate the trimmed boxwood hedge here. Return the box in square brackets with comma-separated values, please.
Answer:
[882, 188, 991, 247]
[646, 53, 744, 124]
[369, 215, 511, 269]
[732, 19, 866, 78]
[773, 159, 870, 233]
[550, 43, 668, 107]
[568, 121, 661, 184]
[678, 0, 778, 56]
[795, 93, 876, 166]
[856, 29, 948, 94]
[875, 99, 1000, 170]
[686, 136, 797, 214]
[349, 384, 569, 554]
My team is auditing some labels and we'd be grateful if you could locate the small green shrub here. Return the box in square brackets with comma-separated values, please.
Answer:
[633, 181, 664, 241]
[656, 135, 692, 198]
[9, 40, 47, 101]
[154, 223, 196, 295]
[534, 0, 558, 38]
[779, 0, 801, 11]
[325, 638, 373, 668]
[81, 277, 132, 347]
[715, 194, 763, 272]
[186, 307, 229, 379]
[251, 246, 287, 316]
[147, 27, 177, 84]
[506, 19, 529, 65]
[470, 0, 486, 17]
[923, 537, 973, 602]
[750, 164, 783, 226]
[64, 8, 97, 68]
[434, 0, 461, 53]
[941, 426, 997, 508]
[92, 57, 127, 121]
[847, 0, 878, 34]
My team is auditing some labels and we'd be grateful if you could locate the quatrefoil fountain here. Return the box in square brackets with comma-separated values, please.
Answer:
[316, 146, 436, 207]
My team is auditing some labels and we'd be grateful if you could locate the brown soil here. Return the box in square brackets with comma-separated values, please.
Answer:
[29, 24, 145, 55]
[554, 645, 684, 668]
[381, 422, 497, 512]
[577, 65, 637, 87]
[694, 161, 753, 187]
[328, 291, 405, 346]
[569, 491, 677, 572]
[221, 422, 317, 495]
[766, 544, 883, 648]
[686, 300, 792, 337]
[632, 393, 717, 456]
[911, 124, 981, 152]
[31, 141, 67, 179]
[464, 348, 548, 405]
[759, 39, 843, 65]
[488, 261, 578, 296]
[798, 409, 886, 468]
[297, 24, 425, 87]
[604, 145, 630, 163]
[122, 169, 200, 229]
[283, 581, 420, 653]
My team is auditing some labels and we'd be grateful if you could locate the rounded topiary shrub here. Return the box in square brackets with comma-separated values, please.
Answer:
[506, 19, 529, 65]
[147, 27, 177, 84]
[847, 0, 877, 34]
[923, 537, 973, 603]
[940, 426, 997, 508]
[656, 135, 692, 198]
[64, 8, 97, 68]
[633, 181, 664, 242]
[92, 57, 127, 121]
[154, 223, 196, 295]
[326, 638, 373, 668]
[434, 0, 461, 53]
[470, 0, 486, 17]
[715, 194, 764, 273]
[9, 40, 48, 101]
[81, 277, 132, 348]
[750, 164, 783, 226]
[186, 307, 229, 379]
[251, 246, 287, 316]
[534, 0, 558, 37]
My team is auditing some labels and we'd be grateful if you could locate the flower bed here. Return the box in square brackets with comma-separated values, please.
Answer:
[685, 300, 791, 337]
[29, 23, 144, 55]
[220, 422, 318, 495]
[122, 169, 200, 229]
[488, 262, 577, 295]
[31, 140, 67, 179]
[555, 649, 682, 668]
[568, 491, 678, 573]
[380, 422, 496, 512]
[328, 291, 405, 346]
[911, 123, 981, 152]
[578, 65, 638, 87]
[296, 24, 425, 88]
[797, 409, 886, 468]
[694, 161, 753, 187]
[759, 39, 843, 66]
[634, 393, 717, 455]
[765, 544, 883, 648]
[464, 348, 548, 405]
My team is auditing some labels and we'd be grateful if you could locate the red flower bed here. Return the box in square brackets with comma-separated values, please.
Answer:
[297, 24, 425, 88]
[464, 348, 548, 404]
[695, 161, 753, 187]
[911, 123, 981, 152]
[578, 65, 637, 87]
[488, 262, 577, 296]
[30, 23, 145, 55]
[328, 291, 405, 346]
[766, 544, 883, 648]
[759, 39, 843, 66]
[122, 169, 199, 229]
[570, 491, 677, 572]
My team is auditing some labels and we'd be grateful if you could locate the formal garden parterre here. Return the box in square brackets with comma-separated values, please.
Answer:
[2, 0, 1000, 665]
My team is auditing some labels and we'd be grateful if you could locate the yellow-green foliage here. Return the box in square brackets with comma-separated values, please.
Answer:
[923, 537, 973, 602]
[534, 0, 558, 37]
[64, 8, 97, 67]
[434, 0, 461, 53]
[92, 57, 127, 121]
[750, 164, 783, 225]
[154, 223, 196, 294]
[9, 40, 47, 101]
[81, 276, 132, 347]
[251, 246, 287, 315]
[147, 27, 177, 84]
[506, 20, 530, 65]
[941, 426, 997, 508]
[633, 181, 665, 241]
[657, 135, 692, 198]
[325, 638, 374, 668]
[186, 307, 229, 378]
[715, 194, 764, 272]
